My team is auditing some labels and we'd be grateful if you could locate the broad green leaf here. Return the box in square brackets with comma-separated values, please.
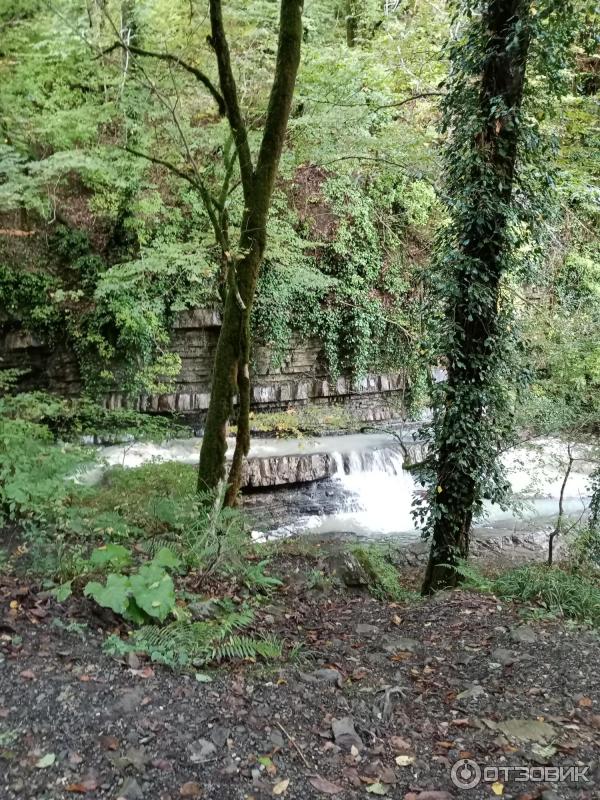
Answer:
[84, 574, 131, 615]
[90, 543, 132, 569]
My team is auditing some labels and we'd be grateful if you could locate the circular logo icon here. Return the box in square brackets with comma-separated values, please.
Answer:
[451, 758, 482, 789]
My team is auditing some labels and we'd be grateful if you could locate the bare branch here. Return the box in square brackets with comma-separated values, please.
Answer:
[101, 40, 226, 116]
[122, 145, 228, 254]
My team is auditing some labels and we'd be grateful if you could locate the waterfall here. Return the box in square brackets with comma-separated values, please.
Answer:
[318, 444, 420, 535]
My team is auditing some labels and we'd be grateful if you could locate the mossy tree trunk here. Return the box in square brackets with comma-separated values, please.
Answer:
[197, 0, 304, 500]
[422, 0, 532, 594]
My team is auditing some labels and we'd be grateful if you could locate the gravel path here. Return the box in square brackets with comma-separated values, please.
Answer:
[0, 575, 598, 800]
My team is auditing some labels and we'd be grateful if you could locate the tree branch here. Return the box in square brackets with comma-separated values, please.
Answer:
[101, 40, 226, 116]
[122, 145, 228, 253]
[253, 0, 304, 219]
[209, 0, 255, 199]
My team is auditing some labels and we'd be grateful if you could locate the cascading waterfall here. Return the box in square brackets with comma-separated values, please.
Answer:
[91, 431, 594, 542]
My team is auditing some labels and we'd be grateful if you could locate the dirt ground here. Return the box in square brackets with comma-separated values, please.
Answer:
[0, 564, 598, 800]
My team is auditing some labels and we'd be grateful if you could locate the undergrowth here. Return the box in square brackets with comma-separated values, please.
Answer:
[457, 561, 600, 626]
[105, 600, 283, 669]
[351, 545, 417, 603]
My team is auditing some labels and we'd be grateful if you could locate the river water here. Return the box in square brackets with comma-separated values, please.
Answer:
[93, 432, 596, 544]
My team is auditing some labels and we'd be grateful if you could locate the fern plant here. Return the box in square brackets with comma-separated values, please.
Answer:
[112, 602, 283, 668]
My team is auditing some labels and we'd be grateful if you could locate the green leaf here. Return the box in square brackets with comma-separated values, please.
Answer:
[152, 547, 182, 570]
[84, 574, 131, 615]
[35, 753, 56, 769]
[51, 580, 73, 602]
[90, 543, 132, 570]
[366, 783, 388, 795]
[129, 563, 175, 622]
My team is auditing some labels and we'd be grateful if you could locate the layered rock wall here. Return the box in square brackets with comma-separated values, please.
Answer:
[1, 308, 407, 422]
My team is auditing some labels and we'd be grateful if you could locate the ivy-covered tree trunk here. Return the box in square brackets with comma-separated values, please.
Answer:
[198, 0, 304, 499]
[422, 0, 533, 594]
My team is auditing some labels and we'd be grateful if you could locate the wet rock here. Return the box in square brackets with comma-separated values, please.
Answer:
[331, 553, 369, 587]
[331, 716, 363, 751]
[188, 600, 218, 621]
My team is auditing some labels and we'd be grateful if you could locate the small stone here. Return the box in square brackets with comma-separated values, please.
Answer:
[541, 791, 560, 800]
[180, 781, 202, 797]
[210, 725, 229, 748]
[118, 777, 144, 800]
[189, 739, 217, 763]
[270, 729, 285, 749]
[356, 623, 379, 636]
[510, 625, 537, 644]
[456, 684, 485, 701]
[299, 668, 342, 687]
[491, 648, 516, 666]
[114, 688, 144, 714]
[381, 636, 420, 654]
[332, 716, 363, 751]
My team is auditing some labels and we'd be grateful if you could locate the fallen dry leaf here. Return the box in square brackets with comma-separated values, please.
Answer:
[99, 735, 119, 751]
[66, 779, 98, 794]
[578, 696, 593, 708]
[273, 778, 290, 795]
[395, 754, 415, 766]
[308, 775, 344, 795]
[19, 669, 35, 680]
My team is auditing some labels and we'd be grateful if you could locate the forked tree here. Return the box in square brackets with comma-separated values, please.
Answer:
[198, 0, 304, 502]
[104, 0, 304, 504]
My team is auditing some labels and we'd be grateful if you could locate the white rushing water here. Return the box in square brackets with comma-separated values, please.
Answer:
[289, 438, 594, 539]
[88, 432, 596, 541]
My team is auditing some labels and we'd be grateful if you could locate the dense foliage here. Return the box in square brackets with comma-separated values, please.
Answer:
[0, 1, 599, 608]
[0, 0, 445, 399]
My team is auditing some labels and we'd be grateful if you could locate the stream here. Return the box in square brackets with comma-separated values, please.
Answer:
[93, 431, 596, 545]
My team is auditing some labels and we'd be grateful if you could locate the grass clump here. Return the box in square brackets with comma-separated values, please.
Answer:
[351, 545, 417, 602]
[82, 462, 197, 534]
[458, 561, 600, 626]
[494, 564, 600, 625]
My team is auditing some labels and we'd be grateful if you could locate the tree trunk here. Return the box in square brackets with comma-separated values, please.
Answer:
[198, 0, 304, 500]
[422, 0, 532, 594]
[346, 0, 358, 47]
